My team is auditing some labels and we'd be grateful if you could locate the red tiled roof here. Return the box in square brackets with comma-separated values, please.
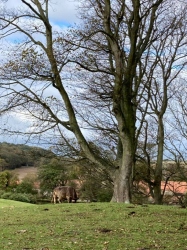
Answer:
[161, 181, 187, 194]
[136, 181, 187, 195]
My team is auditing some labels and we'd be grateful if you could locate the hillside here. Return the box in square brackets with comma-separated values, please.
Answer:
[0, 142, 54, 170]
[12, 166, 38, 180]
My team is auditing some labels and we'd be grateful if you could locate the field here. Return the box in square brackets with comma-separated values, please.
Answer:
[11, 167, 38, 180]
[0, 200, 187, 250]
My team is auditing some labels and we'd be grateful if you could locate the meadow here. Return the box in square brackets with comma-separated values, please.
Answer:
[0, 199, 187, 250]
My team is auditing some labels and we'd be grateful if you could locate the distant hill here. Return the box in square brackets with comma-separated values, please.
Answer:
[0, 142, 55, 171]
[12, 166, 38, 181]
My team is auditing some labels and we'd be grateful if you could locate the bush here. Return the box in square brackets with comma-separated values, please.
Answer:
[15, 181, 38, 195]
[97, 188, 113, 202]
[131, 192, 150, 204]
[0, 192, 37, 203]
[79, 179, 113, 202]
[0, 189, 5, 197]
[0, 171, 19, 190]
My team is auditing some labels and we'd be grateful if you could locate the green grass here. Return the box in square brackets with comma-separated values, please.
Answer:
[0, 200, 187, 249]
[0, 199, 35, 208]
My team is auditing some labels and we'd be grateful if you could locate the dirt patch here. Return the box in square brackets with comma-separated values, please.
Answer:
[11, 167, 38, 180]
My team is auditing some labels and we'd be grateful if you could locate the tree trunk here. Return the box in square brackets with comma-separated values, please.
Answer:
[154, 117, 164, 204]
[154, 182, 163, 204]
[111, 136, 134, 203]
[112, 167, 132, 203]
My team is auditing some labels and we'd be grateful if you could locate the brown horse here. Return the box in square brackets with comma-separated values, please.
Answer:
[52, 186, 78, 203]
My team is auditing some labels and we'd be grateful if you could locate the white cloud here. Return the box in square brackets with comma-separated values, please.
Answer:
[2, 0, 79, 25]
[0, 113, 31, 144]
[48, 0, 79, 24]
[0, 0, 80, 44]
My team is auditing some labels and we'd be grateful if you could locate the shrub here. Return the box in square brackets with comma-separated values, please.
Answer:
[0, 192, 37, 203]
[0, 171, 19, 190]
[97, 188, 113, 202]
[15, 181, 38, 195]
[0, 189, 5, 197]
[80, 179, 113, 202]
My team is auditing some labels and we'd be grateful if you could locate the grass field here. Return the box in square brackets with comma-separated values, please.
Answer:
[0, 199, 187, 250]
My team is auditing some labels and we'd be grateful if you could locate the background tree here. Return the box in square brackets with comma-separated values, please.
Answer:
[0, 158, 8, 171]
[167, 81, 187, 163]
[0, 170, 18, 190]
[139, 8, 187, 204]
[37, 158, 69, 194]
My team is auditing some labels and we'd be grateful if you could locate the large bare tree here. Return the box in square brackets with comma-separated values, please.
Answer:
[66, 0, 187, 203]
[0, 0, 187, 203]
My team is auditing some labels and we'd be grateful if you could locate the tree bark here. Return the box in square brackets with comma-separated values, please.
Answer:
[154, 117, 164, 204]
[111, 131, 135, 203]
[112, 155, 133, 203]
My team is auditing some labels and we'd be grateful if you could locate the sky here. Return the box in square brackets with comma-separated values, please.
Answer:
[0, 0, 80, 146]
[1, 0, 79, 25]
[0, 0, 186, 159]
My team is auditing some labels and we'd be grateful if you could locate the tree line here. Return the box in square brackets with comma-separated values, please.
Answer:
[0, 142, 55, 170]
[0, 0, 187, 204]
